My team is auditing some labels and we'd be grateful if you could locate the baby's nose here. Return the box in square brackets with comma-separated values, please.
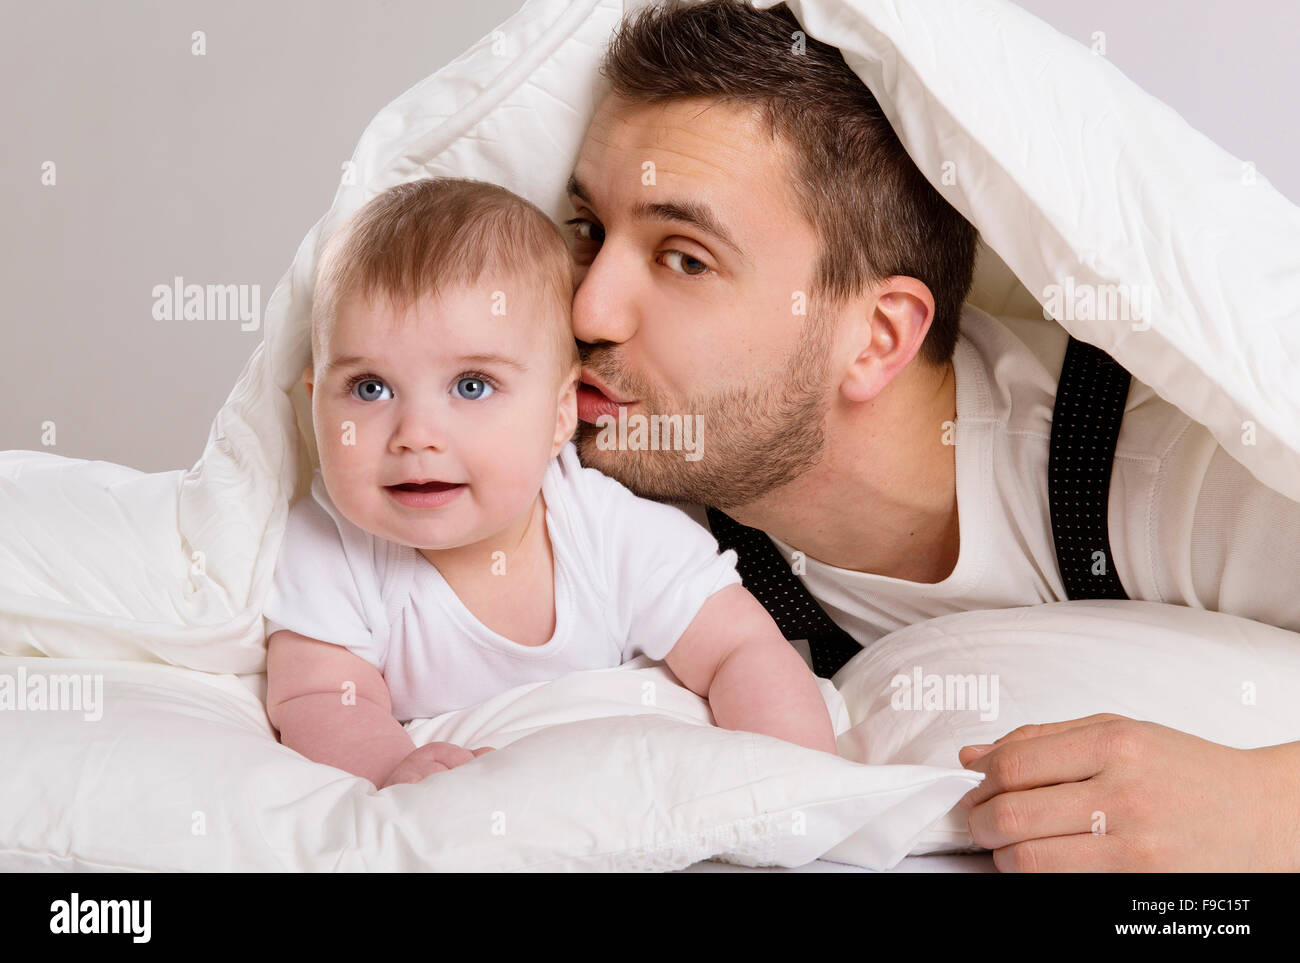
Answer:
[388, 405, 449, 452]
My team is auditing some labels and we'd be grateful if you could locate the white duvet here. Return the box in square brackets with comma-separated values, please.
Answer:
[2, 0, 1298, 871]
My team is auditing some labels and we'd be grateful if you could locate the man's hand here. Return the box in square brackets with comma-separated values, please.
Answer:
[956, 713, 1300, 871]
[380, 742, 495, 789]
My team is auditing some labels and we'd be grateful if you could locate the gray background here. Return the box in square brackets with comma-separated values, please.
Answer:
[3, 0, 1296, 473]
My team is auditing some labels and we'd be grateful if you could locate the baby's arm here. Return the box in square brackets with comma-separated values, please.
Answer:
[664, 583, 839, 755]
[266, 629, 416, 789]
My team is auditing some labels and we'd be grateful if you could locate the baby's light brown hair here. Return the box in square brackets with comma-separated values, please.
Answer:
[311, 177, 579, 379]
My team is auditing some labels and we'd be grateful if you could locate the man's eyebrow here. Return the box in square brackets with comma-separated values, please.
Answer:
[565, 173, 590, 204]
[566, 173, 749, 265]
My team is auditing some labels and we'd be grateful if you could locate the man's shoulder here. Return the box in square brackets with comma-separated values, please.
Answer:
[964, 306, 1191, 458]
[955, 304, 1064, 437]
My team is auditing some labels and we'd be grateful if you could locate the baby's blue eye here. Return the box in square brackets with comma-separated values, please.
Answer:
[351, 378, 392, 402]
[454, 376, 494, 401]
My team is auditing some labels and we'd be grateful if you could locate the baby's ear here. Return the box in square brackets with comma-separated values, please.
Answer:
[562, 358, 581, 388]
[552, 363, 580, 454]
[301, 365, 314, 400]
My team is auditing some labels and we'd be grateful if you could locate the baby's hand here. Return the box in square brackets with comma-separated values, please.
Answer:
[380, 741, 495, 788]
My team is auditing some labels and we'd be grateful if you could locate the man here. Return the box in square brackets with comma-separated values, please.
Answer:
[564, 0, 1300, 870]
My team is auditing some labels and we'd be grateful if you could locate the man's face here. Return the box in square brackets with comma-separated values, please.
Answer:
[567, 93, 837, 509]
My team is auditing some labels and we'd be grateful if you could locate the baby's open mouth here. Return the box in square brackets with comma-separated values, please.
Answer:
[387, 480, 462, 493]
[384, 479, 467, 509]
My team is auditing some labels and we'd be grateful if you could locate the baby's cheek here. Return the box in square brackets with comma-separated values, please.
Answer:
[318, 400, 376, 456]
[481, 398, 551, 451]
[473, 454, 532, 502]
[315, 407, 378, 494]
[473, 434, 550, 511]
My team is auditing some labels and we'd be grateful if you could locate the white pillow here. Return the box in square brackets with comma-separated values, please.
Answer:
[0, 655, 979, 871]
[824, 600, 1300, 860]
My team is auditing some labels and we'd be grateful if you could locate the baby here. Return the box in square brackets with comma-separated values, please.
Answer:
[263, 176, 837, 790]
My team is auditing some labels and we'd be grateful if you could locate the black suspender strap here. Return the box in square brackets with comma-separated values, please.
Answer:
[706, 332, 1131, 675]
[704, 506, 862, 679]
[1048, 335, 1132, 600]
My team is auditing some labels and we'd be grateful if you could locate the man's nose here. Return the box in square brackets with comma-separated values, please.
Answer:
[388, 401, 448, 454]
[571, 246, 638, 347]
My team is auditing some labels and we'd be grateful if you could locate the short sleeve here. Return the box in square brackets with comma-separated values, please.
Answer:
[262, 482, 389, 671]
[1184, 445, 1300, 633]
[557, 447, 741, 662]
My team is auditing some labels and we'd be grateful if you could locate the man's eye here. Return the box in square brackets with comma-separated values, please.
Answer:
[660, 250, 710, 277]
[454, 376, 494, 401]
[564, 217, 604, 244]
[349, 377, 392, 402]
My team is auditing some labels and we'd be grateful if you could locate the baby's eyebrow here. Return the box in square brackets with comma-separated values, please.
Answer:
[457, 353, 528, 372]
[323, 353, 527, 373]
[323, 354, 377, 373]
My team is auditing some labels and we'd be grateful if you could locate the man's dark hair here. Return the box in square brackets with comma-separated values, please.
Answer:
[600, 0, 978, 365]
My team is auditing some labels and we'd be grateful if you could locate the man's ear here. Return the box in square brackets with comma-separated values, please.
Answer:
[302, 365, 314, 401]
[552, 361, 580, 455]
[839, 277, 935, 404]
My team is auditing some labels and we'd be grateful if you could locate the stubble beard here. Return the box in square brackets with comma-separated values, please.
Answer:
[574, 315, 834, 511]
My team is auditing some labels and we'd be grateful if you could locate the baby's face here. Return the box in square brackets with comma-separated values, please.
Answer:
[306, 282, 577, 552]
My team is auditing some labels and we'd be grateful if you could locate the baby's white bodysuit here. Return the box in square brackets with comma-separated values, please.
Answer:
[263, 441, 741, 722]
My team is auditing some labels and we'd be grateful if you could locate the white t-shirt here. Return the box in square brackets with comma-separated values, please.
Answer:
[263, 442, 741, 721]
[681, 304, 1300, 650]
